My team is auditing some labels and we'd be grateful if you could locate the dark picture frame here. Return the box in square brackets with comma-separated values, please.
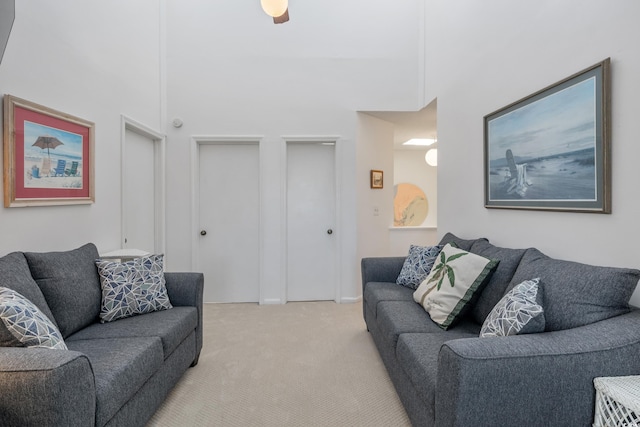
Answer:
[3, 95, 95, 207]
[484, 58, 611, 213]
[370, 169, 383, 189]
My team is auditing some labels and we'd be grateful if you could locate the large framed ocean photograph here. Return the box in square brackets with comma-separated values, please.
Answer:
[484, 58, 611, 213]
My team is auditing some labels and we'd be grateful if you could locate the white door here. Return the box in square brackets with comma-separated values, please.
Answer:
[198, 143, 260, 303]
[124, 129, 156, 253]
[286, 142, 336, 301]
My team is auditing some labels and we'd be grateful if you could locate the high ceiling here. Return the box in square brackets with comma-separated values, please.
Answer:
[364, 98, 437, 150]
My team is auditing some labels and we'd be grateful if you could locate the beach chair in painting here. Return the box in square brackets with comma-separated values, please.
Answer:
[41, 157, 51, 177]
[504, 149, 531, 198]
[65, 161, 79, 176]
[53, 159, 66, 177]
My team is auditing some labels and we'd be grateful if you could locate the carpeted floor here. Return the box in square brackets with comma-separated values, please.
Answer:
[147, 301, 411, 427]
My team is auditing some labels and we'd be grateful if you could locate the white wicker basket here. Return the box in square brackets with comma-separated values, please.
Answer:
[594, 376, 640, 427]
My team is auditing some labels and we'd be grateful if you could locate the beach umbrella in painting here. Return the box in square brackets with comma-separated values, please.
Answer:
[32, 136, 63, 161]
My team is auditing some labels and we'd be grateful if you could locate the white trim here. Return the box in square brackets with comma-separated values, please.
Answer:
[191, 135, 264, 302]
[418, 0, 426, 107]
[120, 115, 166, 255]
[340, 296, 362, 304]
[281, 135, 342, 303]
[261, 298, 283, 305]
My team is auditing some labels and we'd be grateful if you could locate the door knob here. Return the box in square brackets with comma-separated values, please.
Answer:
[327, 229, 333, 235]
[200, 230, 207, 236]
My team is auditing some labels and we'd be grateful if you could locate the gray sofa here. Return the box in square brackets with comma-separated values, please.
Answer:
[0, 243, 203, 427]
[362, 233, 640, 427]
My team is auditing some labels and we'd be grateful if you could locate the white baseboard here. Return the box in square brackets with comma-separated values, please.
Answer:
[340, 296, 362, 304]
[261, 298, 283, 305]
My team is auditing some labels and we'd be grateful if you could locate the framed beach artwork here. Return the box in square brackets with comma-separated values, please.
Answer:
[484, 58, 611, 213]
[3, 95, 95, 207]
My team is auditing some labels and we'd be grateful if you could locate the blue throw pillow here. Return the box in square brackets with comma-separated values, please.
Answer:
[396, 245, 443, 290]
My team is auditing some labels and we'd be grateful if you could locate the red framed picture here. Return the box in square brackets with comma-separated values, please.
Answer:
[3, 95, 95, 207]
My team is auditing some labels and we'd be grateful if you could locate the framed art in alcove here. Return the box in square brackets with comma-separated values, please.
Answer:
[3, 95, 95, 207]
[370, 169, 383, 189]
[484, 58, 611, 213]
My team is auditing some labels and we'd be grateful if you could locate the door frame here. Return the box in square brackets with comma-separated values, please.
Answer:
[120, 115, 166, 254]
[281, 135, 342, 303]
[190, 135, 264, 300]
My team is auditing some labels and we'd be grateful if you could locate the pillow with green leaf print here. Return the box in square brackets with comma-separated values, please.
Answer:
[413, 243, 499, 330]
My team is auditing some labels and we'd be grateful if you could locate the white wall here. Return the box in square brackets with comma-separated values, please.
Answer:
[164, 1, 424, 302]
[425, 0, 640, 305]
[0, 1, 162, 255]
[390, 149, 438, 255]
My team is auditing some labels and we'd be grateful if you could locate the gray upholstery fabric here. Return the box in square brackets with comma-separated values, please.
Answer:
[438, 232, 487, 251]
[0, 251, 58, 328]
[468, 239, 528, 324]
[0, 347, 95, 426]
[164, 272, 204, 365]
[376, 301, 445, 349]
[24, 243, 102, 338]
[509, 248, 640, 331]
[67, 337, 164, 427]
[103, 331, 196, 427]
[436, 309, 640, 427]
[363, 282, 414, 319]
[67, 306, 197, 359]
[361, 257, 406, 323]
[397, 331, 480, 406]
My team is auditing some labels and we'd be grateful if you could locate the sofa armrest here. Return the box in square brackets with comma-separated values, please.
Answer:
[361, 257, 406, 291]
[164, 272, 204, 365]
[0, 347, 96, 426]
[435, 309, 640, 427]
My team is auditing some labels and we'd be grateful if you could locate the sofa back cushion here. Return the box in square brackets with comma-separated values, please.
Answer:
[468, 239, 527, 324]
[438, 232, 487, 252]
[24, 243, 102, 338]
[508, 248, 640, 331]
[0, 252, 58, 328]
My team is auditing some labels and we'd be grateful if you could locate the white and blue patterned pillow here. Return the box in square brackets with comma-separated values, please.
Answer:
[396, 245, 443, 290]
[95, 254, 173, 323]
[480, 278, 545, 337]
[0, 286, 67, 349]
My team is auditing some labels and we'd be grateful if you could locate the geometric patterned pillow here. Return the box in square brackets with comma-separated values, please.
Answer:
[0, 286, 68, 350]
[95, 254, 173, 323]
[396, 245, 443, 290]
[480, 278, 545, 338]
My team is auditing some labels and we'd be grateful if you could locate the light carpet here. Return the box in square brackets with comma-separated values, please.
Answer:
[147, 301, 411, 427]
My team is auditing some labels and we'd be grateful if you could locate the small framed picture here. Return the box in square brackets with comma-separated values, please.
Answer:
[3, 95, 95, 207]
[370, 169, 383, 189]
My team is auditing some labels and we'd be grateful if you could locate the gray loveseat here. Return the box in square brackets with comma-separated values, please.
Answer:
[0, 243, 203, 427]
[362, 232, 640, 427]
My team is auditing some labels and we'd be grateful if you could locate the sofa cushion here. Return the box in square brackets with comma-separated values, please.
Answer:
[0, 286, 67, 349]
[95, 254, 173, 323]
[0, 251, 58, 328]
[364, 282, 414, 319]
[468, 239, 528, 325]
[67, 306, 197, 359]
[375, 301, 447, 349]
[414, 244, 499, 330]
[24, 243, 102, 338]
[396, 245, 443, 290]
[480, 278, 545, 337]
[438, 232, 487, 251]
[508, 248, 640, 331]
[396, 331, 480, 406]
[66, 337, 163, 427]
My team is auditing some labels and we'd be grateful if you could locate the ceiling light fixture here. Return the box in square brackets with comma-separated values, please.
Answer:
[261, 0, 289, 23]
[425, 148, 438, 167]
[403, 138, 436, 146]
